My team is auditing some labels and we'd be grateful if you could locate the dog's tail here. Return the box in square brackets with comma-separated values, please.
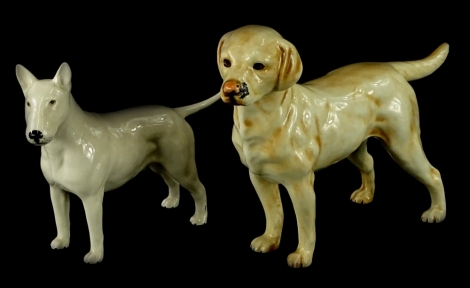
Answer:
[389, 43, 449, 81]
[174, 92, 221, 118]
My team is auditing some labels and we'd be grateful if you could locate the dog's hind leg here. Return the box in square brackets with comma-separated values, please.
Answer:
[50, 185, 70, 249]
[384, 133, 446, 223]
[348, 139, 375, 204]
[159, 138, 207, 225]
[164, 160, 207, 225]
[150, 163, 180, 208]
[249, 171, 283, 253]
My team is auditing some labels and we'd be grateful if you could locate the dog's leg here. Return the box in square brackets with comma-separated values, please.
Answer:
[150, 163, 180, 208]
[174, 172, 207, 225]
[158, 123, 207, 225]
[50, 185, 70, 249]
[284, 173, 316, 268]
[249, 171, 283, 253]
[384, 135, 446, 223]
[348, 140, 375, 204]
[160, 153, 207, 225]
[80, 189, 105, 264]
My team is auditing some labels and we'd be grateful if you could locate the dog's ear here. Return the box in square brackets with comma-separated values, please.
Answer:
[16, 64, 38, 94]
[52, 62, 72, 91]
[216, 33, 228, 76]
[274, 39, 303, 91]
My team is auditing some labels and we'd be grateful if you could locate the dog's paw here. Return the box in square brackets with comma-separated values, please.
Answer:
[161, 197, 179, 208]
[84, 250, 103, 264]
[50, 237, 69, 249]
[350, 188, 374, 204]
[421, 206, 446, 223]
[287, 249, 313, 268]
[250, 234, 280, 253]
[190, 210, 207, 225]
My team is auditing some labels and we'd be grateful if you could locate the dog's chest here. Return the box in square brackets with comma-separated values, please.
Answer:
[239, 127, 314, 178]
[40, 146, 105, 193]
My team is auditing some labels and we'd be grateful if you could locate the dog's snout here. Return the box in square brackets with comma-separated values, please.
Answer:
[223, 80, 241, 97]
[29, 130, 43, 143]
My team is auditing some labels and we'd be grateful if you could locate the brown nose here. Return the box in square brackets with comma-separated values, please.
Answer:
[223, 80, 241, 97]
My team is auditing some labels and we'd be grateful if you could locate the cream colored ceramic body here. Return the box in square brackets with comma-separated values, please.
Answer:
[217, 25, 448, 268]
[17, 63, 220, 264]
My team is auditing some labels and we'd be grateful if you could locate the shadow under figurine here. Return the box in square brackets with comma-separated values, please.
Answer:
[216, 25, 448, 268]
[17, 62, 220, 264]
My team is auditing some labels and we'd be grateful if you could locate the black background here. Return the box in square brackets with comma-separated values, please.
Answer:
[4, 3, 466, 283]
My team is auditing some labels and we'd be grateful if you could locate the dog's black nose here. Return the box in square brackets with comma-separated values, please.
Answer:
[29, 130, 43, 143]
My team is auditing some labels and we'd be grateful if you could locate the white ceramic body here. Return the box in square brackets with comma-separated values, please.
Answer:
[17, 62, 220, 263]
[217, 25, 448, 268]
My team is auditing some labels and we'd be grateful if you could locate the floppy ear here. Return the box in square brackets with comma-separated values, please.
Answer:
[52, 62, 72, 91]
[274, 39, 303, 91]
[216, 33, 229, 77]
[16, 64, 38, 94]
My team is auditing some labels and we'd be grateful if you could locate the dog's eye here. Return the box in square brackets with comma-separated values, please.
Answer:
[223, 59, 231, 67]
[253, 63, 265, 70]
[49, 100, 56, 105]
[26, 102, 30, 107]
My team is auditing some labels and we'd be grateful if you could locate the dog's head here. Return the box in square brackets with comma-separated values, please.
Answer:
[17, 63, 72, 146]
[217, 25, 302, 106]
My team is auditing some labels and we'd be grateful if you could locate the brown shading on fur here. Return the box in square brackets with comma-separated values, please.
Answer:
[273, 128, 282, 141]
[285, 48, 293, 78]
[244, 119, 253, 127]
[314, 115, 322, 153]
[281, 90, 288, 105]
[368, 128, 390, 145]
[305, 148, 314, 162]
[217, 40, 224, 65]
[275, 46, 286, 90]
[376, 116, 386, 123]
[263, 128, 283, 157]
[374, 97, 381, 106]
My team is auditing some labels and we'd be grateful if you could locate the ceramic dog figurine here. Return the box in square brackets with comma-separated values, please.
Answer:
[17, 62, 220, 264]
[216, 25, 448, 268]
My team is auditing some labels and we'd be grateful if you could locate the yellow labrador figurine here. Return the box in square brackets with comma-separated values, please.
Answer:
[216, 25, 448, 268]
[17, 63, 219, 264]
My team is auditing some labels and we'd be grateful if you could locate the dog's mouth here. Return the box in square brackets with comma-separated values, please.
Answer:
[27, 139, 51, 146]
[222, 95, 245, 106]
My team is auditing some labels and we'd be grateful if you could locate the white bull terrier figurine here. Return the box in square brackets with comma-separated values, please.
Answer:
[216, 25, 448, 268]
[17, 62, 220, 264]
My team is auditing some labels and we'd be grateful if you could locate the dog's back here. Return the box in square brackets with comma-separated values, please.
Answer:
[81, 105, 194, 190]
[289, 43, 448, 170]
[302, 42, 449, 99]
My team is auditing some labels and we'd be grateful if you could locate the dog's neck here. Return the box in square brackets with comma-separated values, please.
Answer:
[42, 95, 95, 151]
[235, 88, 294, 137]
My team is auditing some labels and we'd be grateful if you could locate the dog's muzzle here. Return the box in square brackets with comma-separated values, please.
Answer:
[27, 130, 50, 145]
[29, 130, 43, 144]
[222, 80, 249, 105]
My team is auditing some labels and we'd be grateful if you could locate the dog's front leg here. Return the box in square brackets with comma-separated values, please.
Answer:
[284, 172, 316, 268]
[249, 171, 283, 253]
[50, 185, 70, 249]
[80, 189, 104, 264]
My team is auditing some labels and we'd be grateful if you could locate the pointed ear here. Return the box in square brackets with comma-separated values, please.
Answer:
[16, 64, 38, 94]
[52, 62, 72, 91]
[274, 39, 303, 91]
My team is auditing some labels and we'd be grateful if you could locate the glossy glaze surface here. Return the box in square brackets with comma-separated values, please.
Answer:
[18, 63, 220, 263]
[217, 25, 448, 268]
